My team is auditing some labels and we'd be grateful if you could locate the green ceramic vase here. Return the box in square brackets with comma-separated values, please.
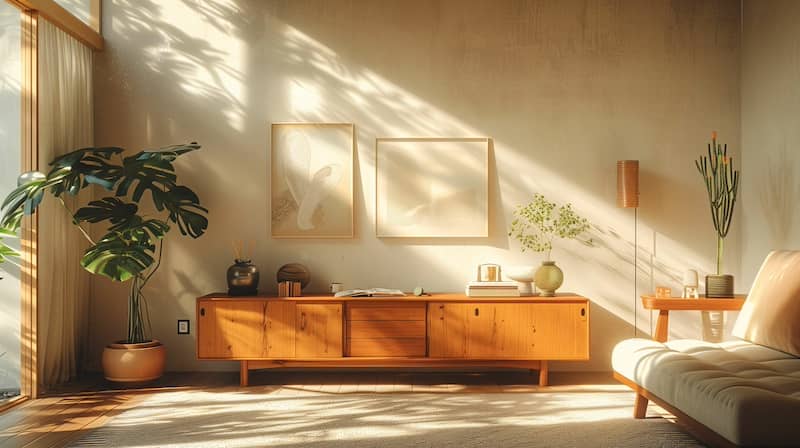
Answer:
[534, 260, 563, 297]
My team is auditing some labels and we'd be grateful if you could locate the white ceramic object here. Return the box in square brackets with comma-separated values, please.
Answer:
[505, 265, 536, 295]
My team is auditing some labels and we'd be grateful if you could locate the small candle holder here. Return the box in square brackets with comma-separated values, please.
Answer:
[655, 286, 672, 298]
[682, 269, 699, 298]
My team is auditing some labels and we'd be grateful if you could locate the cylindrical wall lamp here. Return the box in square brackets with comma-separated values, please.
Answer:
[617, 160, 640, 208]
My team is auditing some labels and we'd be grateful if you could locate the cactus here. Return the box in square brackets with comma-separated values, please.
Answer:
[695, 131, 739, 275]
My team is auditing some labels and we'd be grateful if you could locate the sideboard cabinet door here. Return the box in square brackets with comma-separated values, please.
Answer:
[524, 303, 589, 360]
[427, 301, 589, 360]
[428, 303, 469, 357]
[197, 300, 269, 359]
[266, 301, 297, 358]
[296, 303, 343, 358]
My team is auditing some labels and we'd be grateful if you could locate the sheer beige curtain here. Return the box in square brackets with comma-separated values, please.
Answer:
[37, 19, 93, 389]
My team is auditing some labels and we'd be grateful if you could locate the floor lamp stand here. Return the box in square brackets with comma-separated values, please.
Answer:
[634, 207, 638, 337]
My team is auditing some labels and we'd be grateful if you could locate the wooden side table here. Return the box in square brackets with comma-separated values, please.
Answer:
[641, 295, 746, 342]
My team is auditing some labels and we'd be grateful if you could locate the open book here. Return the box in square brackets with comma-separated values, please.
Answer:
[334, 288, 406, 297]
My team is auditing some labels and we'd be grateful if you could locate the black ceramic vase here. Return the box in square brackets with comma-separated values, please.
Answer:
[227, 259, 259, 296]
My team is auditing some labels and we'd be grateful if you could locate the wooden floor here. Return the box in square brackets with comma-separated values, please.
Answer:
[0, 370, 619, 448]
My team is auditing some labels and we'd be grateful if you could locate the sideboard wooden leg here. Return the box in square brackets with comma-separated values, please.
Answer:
[538, 360, 549, 387]
[633, 393, 648, 419]
[240, 360, 249, 387]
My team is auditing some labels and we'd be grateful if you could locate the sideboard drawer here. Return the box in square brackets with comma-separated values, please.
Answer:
[348, 320, 426, 339]
[348, 338, 426, 357]
[347, 302, 426, 321]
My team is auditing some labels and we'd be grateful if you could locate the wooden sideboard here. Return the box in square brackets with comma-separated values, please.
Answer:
[196, 293, 590, 386]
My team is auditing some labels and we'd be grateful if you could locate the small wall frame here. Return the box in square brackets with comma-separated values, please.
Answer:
[271, 123, 355, 238]
[376, 137, 489, 238]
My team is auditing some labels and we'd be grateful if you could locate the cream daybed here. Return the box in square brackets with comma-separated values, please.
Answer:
[612, 251, 800, 447]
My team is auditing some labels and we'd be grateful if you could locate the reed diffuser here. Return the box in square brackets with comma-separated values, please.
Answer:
[226, 239, 259, 295]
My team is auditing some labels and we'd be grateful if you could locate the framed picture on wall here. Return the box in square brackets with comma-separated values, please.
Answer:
[271, 123, 354, 238]
[376, 137, 489, 238]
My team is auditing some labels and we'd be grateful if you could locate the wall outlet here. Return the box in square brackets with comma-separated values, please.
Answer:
[177, 319, 190, 335]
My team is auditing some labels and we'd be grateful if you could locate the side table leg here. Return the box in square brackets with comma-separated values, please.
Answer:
[654, 310, 670, 343]
[240, 360, 249, 387]
[538, 360, 549, 387]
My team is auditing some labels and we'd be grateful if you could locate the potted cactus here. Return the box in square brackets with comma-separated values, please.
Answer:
[695, 131, 740, 297]
[0, 143, 208, 381]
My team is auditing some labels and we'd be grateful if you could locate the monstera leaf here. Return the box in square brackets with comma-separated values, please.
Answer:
[152, 185, 208, 238]
[0, 172, 47, 230]
[48, 147, 125, 195]
[73, 197, 138, 231]
[0, 227, 18, 263]
[116, 143, 201, 202]
[81, 219, 170, 281]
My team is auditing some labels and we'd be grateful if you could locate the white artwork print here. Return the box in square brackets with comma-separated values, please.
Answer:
[271, 123, 353, 238]
[376, 138, 489, 237]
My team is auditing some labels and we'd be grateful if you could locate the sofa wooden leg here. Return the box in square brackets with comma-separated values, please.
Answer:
[633, 393, 648, 419]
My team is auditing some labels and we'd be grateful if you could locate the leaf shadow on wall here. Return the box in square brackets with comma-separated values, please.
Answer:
[759, 146, 796, 248]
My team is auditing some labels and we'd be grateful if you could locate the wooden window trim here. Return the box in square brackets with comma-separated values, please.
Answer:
[9, 0, 103, 50]
[20, 9, 39, 400]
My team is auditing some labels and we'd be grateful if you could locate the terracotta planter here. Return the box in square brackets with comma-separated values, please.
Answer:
[102, 339, 166, 382]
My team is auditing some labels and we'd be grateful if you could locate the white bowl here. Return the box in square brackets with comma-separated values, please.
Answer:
[505, 265, 536, 282]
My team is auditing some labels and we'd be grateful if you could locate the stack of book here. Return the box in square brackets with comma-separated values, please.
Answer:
[465, 281, 520, 297]
[278, 281, 302, 297]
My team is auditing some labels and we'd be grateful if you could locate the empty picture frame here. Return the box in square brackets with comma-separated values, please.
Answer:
[376, 137, 489, 237]
[271, 123, 354, 238]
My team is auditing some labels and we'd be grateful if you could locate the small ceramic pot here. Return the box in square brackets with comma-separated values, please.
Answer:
[706, 274, 734, 298]
[534, 261, 564, 297]
[227, 259, 259, 296]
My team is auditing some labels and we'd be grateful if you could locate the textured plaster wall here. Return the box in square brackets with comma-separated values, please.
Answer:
[91, 0, 741, 372]
[741, 0, 800, 286]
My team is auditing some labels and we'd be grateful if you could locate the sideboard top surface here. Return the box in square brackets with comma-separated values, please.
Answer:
[197, 292, 589, 304]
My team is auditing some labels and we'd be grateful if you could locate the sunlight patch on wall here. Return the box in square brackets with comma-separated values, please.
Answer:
[288, 80, 322, 115]
[118, 0, 249, 134]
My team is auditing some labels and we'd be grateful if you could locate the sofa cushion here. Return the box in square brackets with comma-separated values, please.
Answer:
[612, 338, 800, 447]
[733, 250, 800, 357]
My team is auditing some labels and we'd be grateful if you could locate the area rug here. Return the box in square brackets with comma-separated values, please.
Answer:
[69, 386, 702, 447]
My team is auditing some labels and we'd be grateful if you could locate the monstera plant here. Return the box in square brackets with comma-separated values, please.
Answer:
[0, 143, 207, 382]
[0, 228, 17, 264]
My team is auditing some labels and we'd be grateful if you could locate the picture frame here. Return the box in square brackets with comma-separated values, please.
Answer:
[271, 123, 355, 238]
[375, 137, 490, 238]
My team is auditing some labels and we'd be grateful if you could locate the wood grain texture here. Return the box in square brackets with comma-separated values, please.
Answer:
[428, 302, 589, 360]
[199, 292, 590, 304]
[641, 295, 746, 311]
[20, 9, 39, 401]
[197, 300, 269, 358]
[347, 302, 426, 321]
[296, 303, 343, 358]
[266, 301, 296, 357]
[347, 338, 426, 357]
[347, 321, 426, 339]
[249, 359, 542, 369]
[428, 303, 469, 357]
[641, 295, 744, 343]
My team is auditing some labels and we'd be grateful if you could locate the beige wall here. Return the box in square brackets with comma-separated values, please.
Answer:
[91, 0, 742, 372]
[741, 0, 800, 286]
